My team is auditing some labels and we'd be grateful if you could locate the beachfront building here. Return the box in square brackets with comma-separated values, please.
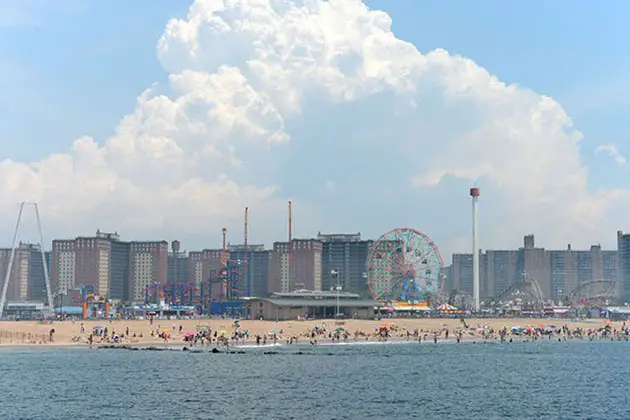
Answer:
[52, 231, 119, 298]
[52, 231, 168, 303]
[128, 241, 168, 302]
[617, 231, 630, 300]
[51, 239, 76, 294]
[0, 245, 31, 301]
[318, 233, 372, 296]
[0, 243, 51, 303]
[188, 249, 224, 300]
[269, 239, 323, 293]
[447, 235, 619, 302]
[228, 244, 271, 297]
[269, 242, 290, 293]
[366, 239, 401, 300]
[167, 240, 189, 284]
[243, 290, 377, 321]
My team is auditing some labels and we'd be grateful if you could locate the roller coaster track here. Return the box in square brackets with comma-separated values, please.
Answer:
[568, 280, 617, 303]
[493, 278, 545, 306]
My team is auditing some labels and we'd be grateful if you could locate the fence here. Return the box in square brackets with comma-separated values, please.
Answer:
[0, 330, 49, 344]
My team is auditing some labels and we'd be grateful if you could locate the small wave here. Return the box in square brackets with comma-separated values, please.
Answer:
[234, 343, 283, 349]
[317, 340, 419, 347]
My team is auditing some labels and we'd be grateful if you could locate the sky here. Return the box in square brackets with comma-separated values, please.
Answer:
[0, 0, 629, 259]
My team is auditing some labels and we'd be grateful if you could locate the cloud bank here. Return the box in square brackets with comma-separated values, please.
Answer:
[1, 0, 628, 256]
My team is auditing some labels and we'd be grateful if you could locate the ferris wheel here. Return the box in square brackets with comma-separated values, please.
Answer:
[367, 228, 445, 303]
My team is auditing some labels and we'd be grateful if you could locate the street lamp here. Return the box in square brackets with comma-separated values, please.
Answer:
[331, 269, 341, 318]
[362, 272, 367, 295]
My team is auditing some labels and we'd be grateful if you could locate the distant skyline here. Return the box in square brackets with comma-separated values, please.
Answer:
[1, 0, 629, 259]
[0, 226, 621, 261]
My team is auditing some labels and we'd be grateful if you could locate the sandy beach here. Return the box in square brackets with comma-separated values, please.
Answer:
[0, 317, 618, 347]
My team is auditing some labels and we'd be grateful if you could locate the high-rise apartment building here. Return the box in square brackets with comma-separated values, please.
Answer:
[51, 239, 76, 294]
[52, 231, 114, 297]
[110, 240, 130, 300]
[228, 244, 271, 297]
[318, 233, 372, 296]
[269, 242, 290, 293]
[548, 244, 618, 301]
[0, 246, 31, 301]
[167, 240, 189, 284]
[0, 243, 50, 303]
[448, 235, 619, 302]
[548, 248, 578, 301]
[617, 231, 630, 299]
[518, 235, 550, 297]
[269, 239, 322, 293]
[53, 231, 124, 298]
[188, 249, 224, 299]
[52, 231, 167, 302]
[603, 251, 617, 284]
[25, 244, 51, 303]
[484, 250, 519, 299]
[450, 253, 473, 296]
[73, 235, 112, 297]
[128, 241, 168, 301]
[365, 239, 402, 300]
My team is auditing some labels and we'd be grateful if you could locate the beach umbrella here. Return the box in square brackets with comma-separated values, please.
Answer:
[335, 327, 345, 332]
[271, 328, 281, 333]
[184, 331, 195, 337]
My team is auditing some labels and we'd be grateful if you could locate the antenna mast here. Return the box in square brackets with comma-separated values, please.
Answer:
[244, 207, 249, 296]
[288, 200, 292, 292]
[221, 227, 227, 300]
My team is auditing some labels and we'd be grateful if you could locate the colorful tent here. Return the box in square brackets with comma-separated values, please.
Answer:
[437, 303, 459, 313]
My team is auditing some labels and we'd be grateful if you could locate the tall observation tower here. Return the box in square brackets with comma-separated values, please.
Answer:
[0, 202, 54, 318]
[470, 187, 480, 311]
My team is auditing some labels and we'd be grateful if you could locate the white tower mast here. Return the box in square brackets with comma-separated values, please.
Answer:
[470, 187, 480, 312]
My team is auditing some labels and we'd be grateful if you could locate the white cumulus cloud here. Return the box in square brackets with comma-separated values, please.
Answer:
[1, 0, 628, 256]
[596, 144, 627, 167]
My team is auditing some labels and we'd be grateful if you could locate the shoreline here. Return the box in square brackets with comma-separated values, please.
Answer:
[0, 317, 623, 349]
[0, 336, 620, 352]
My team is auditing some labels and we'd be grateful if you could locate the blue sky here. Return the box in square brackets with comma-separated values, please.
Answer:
[0, 0, 628, 253]
[373, 0, 630, 189]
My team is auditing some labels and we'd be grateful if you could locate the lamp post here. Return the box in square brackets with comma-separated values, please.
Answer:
[362, 272, 367, 296]
[331, 269, 341, 318]
[56, 290, 64, 319]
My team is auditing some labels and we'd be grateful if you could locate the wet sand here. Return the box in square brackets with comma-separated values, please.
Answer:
[0, 317, 617, 347]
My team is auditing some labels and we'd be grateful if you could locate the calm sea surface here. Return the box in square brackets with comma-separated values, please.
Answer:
[0, 340, 628, 420]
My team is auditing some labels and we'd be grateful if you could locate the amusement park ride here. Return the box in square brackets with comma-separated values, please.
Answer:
[366, 228, 447, 308]
[142, 208, 251, 314]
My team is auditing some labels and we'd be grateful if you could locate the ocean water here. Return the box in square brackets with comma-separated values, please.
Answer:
[0, 340, 628, 420]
